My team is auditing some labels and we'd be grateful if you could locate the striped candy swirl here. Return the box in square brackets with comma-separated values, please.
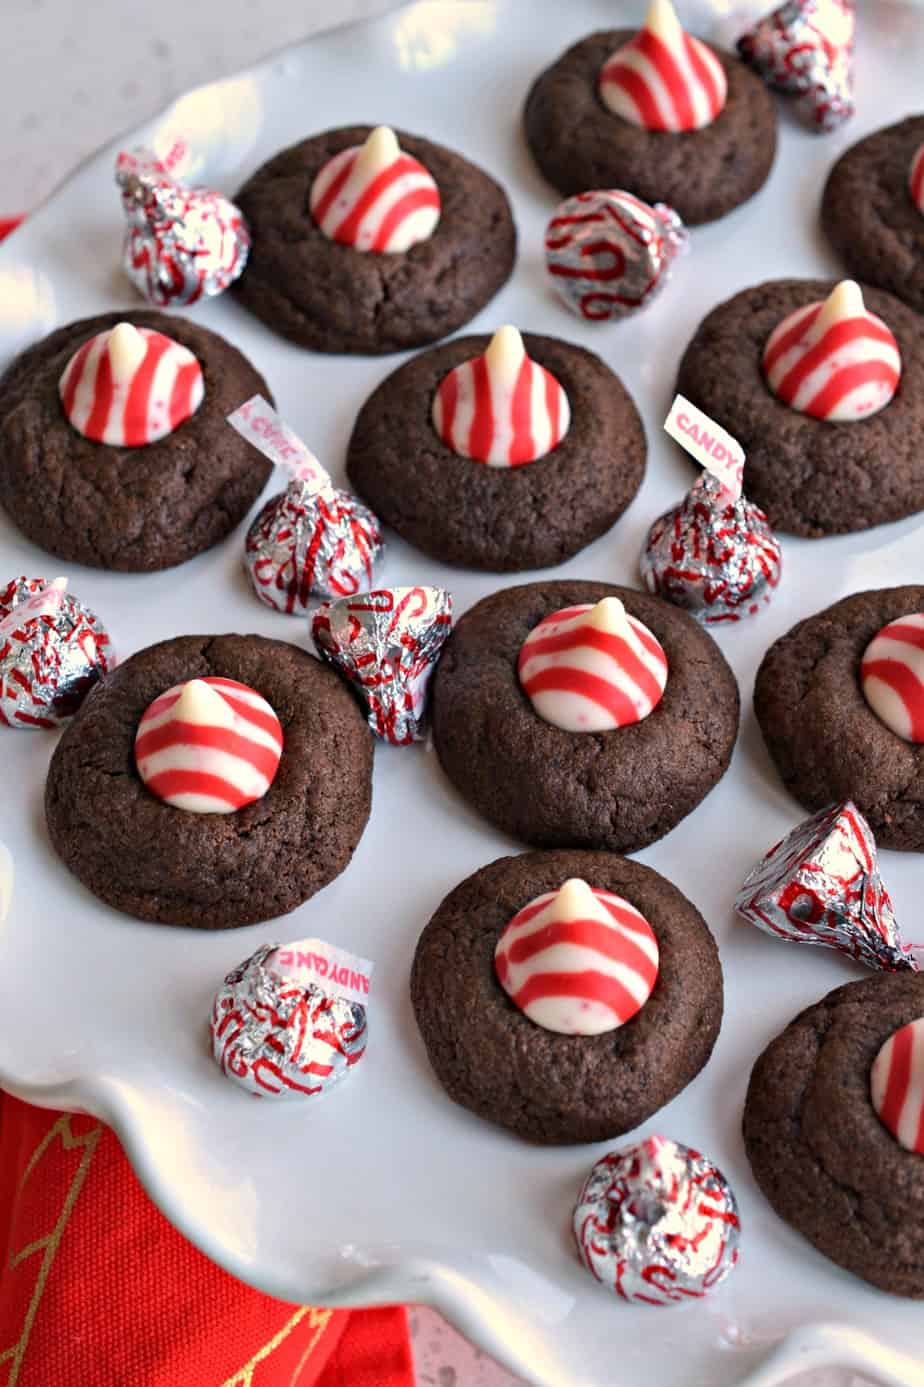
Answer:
[431, 325, 570, 466]
[911, 143, 924, 217]
[309, 125, 440, 254]
[495, 878, 659, 1035]
[763, 280, 901, 423]
[518, 598, 668, 732]
[871, 1017, 924, 1155]
[135, 676, 283, 814]
[599, 0, 727, 133]
[59, 321, 204, 446]
[861, 612, 924, 743]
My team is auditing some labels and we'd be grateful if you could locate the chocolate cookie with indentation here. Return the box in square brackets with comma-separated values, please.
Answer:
[430, 580, 739, 852]
[412, 849, 723, 1144]
[232, 127, 517, 355]
[346, 334, 645, 571]
[523, 30, 777, 225]
[45, 634, 373, 927]
[822, 116, 924, 316]
[744, 972, 924, 1297]
[676, 279, 924, 537]
[0, 311, 272, 572]
[754, 586, 924, 852]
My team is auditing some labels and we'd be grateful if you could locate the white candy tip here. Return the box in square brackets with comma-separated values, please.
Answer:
[107, 321, 147, 380]
[358, 125, 401, 173]
[645, 0, 683, 40]
[175, 678, 235, 727]
[585, 597, 629, 634]
[485, 325, 526, 380]
[820, 279, 865, 325]
[553, 877, 598, 916]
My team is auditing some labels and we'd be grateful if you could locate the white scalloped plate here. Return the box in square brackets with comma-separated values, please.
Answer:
[2, 3, 924, 1385]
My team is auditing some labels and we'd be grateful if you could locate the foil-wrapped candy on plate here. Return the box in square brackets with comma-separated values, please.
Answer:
[737, 0, 855, 132]
[0, 576, 112, 730]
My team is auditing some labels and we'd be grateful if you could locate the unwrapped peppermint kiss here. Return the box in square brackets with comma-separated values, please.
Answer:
[871, 1018, 924, 1155]
[494, 878, 659, 1035]
[518, 598, 668, 733]
[738, 0, 854, 133]
[309, 125, 441, 253]
[912, 144, 924, 217]
[763, 280, 901, 423]
[0, 576, 113, 730]
[135, 676, 283, 813]
[431, 326, 570, 466]
[599, 0, 727, 132]
[573, 1135, 740, 1305]
[861, 613, 924, 742]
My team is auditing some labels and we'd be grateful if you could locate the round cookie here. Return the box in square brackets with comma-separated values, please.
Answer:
[523, 30, 777, 226]
[822, 116, 924, 316]
[232, 126, 517, 355]
[744, 972, 924, 1297]
[754, 586, 924, 853]
[0, 311, 272, 572]
[45, 634, 373, 927]
[431, 580, 739, 851]
[346, 334, 645, 571]
[411, 849, 724, 1144]
[676, 279, 924, 537]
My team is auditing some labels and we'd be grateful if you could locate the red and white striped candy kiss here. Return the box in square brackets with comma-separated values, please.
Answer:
[59, 321, 204, 446]
[763, 280, 901, 423]
[495, 878, 659, 1035]
[431, 326, 570, 466]
[911, 143, 924, 217]
[518, 598, 668, 732]
[309, 125, 441, 253]
[861, 612, 924, 743]
[598, 0, 727, 132]
[871, 1017, 924, 1155]
[135, 677, 283, 813]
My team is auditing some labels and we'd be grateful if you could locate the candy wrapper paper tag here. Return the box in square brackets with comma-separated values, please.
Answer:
[0, 577, 67, 638]
[664, 394, 745, 502]
[227, 396, 331, 495]
[115, 140, 189, 183]
[272, 937, 373, 1009]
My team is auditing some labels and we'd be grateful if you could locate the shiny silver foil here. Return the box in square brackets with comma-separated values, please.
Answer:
[115, 148, 250, 306]
[0, 576, 112, 730]
[738, 0, 854, 132]
[574, 1136, 740, 1305]
[736, 801, 915, 972]
[545, 190, 688, 322]
[245, 480, 383, 615]
[641, 472, 782, 625]
[311, 586, 453, 745]
[210, 944, 368, 1100]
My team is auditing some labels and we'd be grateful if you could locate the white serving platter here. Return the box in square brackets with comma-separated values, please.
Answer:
[1, 3, 924, 1384]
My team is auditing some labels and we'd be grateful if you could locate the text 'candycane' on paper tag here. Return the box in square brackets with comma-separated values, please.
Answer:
[271, 937, 374, 1009]
[664, 394, 745, 503]
[0, 578, 67, 638]
[226, 396, 332, 496]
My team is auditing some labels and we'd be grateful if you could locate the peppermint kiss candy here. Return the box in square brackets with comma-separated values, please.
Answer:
[309, 126, 441, 253]
[861, 613, 924, 742]
[738, 0, 854, 132]
[912, 144, 924, 217]
[573, 1135, 740, 1305]
[518, 598, 668, 733]
[59, 322, 204, 446]
[763, 280, 901, 423]
[0, 575, 113, 730]
[599, 0, 727, 133]
[494, 878, 659, 1035]
[135, 677, 283, 813]
[735, 802, 916, 973]
[545, 191, 688, 323]
[432, 326, 570, 467]
[871, 1019, 924, 1155]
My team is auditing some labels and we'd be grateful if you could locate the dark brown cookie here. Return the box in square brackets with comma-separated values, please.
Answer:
[523, 30, 777, 225]
[45, 634, 373, 927]
[754, 586, 924, 852]
[346, 334, 646, 571]
[676, 279, 924, 537]
[744, 972, 924, 1297]
[0, 311, 272, 572]
[822, 116, 924, 316]
[431, 581, 739, 852]
[411, 849, 723, 1144]
[232, 127, 517, 355]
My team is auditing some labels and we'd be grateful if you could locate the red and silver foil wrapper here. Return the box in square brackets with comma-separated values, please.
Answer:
[0, 576, 112, 730]
[736, 802, 916, 971]
[544, 191, 688, 322]
[210, 943, 368, 1100]
[640, 472, 782, 625]
[573, 1135, 740, 1306]
[737, 0, 854, 132]
[311, 587, 453, 745]
[245, 480, 383, 613]
[115, 145, 250, 306]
